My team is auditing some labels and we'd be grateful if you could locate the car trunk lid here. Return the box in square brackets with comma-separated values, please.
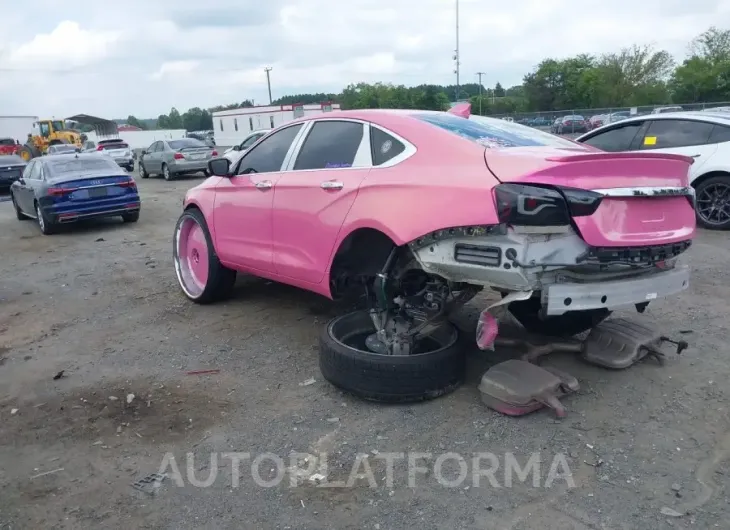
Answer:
[486, 148, 696, 246]
[176, 147, 214, 160]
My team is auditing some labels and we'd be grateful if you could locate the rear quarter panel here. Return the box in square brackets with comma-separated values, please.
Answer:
[336, 132, 501, 247]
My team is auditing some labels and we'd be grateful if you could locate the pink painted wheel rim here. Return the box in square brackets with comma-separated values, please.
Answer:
[175, 217, 209, 298]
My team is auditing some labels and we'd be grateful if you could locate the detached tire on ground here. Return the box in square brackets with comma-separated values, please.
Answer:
[506, 295, 611, 337]
[319, 311, 466, 403]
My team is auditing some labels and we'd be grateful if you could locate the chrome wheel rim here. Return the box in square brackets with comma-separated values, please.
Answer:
[173, 216, 209, 299]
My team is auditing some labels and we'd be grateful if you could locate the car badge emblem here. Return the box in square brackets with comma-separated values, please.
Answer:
[90, 180, 102, 186]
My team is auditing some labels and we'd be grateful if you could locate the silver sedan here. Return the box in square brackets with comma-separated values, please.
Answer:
[138, 138, 218, 181]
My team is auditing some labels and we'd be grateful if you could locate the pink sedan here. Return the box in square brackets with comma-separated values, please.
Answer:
[173, 107, 696, 402]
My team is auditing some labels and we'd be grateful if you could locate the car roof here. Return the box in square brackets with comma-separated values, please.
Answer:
[0, 154, 25, 165]
[39, 152, 126, 177]
[579, 110, 730, 138]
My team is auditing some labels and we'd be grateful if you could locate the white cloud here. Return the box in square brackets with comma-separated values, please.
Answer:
[0, 0, 727, 118]
[6, 21, 120, 69]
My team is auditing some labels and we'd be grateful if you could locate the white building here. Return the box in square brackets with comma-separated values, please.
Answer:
[212, 103, 341, 147]
[0, 115, 39, 143]
[83, 129, 187, 150]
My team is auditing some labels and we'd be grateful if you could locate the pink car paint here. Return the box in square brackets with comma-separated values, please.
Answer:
[181, 108, 695, 300]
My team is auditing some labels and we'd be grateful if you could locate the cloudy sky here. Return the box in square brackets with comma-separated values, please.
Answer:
[1, 0, 728, 119]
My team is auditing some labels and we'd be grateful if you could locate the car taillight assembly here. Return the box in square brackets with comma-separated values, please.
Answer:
[118, 178, 136, 188]
[493, 184, 603, 227]
[96, 145, 104, 151]
[47, 187, 76, 196]
[211, 150, 218, 156]
[174, 153, 185, 159]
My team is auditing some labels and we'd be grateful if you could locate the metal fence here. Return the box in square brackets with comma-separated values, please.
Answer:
[492, 101, 730, 134]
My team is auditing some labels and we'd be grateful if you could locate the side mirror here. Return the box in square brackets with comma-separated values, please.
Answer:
[208, 157, 231, 177]
[17, 178, 25, 185]
[232, 145, 240, 151]
[141, 150, 147, 155]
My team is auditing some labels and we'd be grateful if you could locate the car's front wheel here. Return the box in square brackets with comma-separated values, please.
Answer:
[173, 207, 236, 304]
[506, 295, 611, 337]
[319, 310, 465, 403]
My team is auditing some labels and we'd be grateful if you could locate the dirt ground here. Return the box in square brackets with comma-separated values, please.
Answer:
[0, 172, 729, 530]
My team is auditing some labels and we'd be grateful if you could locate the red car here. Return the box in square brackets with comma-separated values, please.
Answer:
[172, 106, 695, 402]
[0, 138, 19, 156]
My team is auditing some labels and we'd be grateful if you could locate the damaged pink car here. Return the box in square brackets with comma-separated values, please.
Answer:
[173, 106, 695, 402]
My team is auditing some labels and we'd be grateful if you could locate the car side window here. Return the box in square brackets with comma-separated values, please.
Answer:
[22, 160, 35, 179]
[241, 133, 262, 150]
[235, 124, 303, 175]
[580, 122, 643, 152]
[29, 161, 42, 180]
[638, 119, 714, 150]
[370, 127, 406, 166]
[708, 124, 730, 144]
[293, 121, 364, 170]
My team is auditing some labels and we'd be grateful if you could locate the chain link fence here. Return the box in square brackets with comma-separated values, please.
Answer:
[492, 101, 730, 135]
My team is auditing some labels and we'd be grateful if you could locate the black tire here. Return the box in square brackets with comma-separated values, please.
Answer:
[138, 162, 149, 178]
[203, 170, 211, 177]
[125, 165, 134, 172]
[122, 211, 139, 223]
[694, 175, 730, 230]
[19, 144, 40, 162]
[35, 201, 57, 235]
[162, 164, 172, 181]
[11, 193, 28, 220]
[506, 295, 611, 337]
[319, 311, 466, 403]
[172, 207, 236, 304]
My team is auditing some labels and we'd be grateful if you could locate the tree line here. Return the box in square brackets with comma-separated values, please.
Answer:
[125, 26, 729, 130]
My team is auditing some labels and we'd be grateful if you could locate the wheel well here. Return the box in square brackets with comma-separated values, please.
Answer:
[329, 228, 397, 297]
[692, 171, 730, 190]
[48, 139, 62, 146]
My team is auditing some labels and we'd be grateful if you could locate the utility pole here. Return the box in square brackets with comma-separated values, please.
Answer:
[453, 0, 460, 102]
[264, 67, 273, 104]
[476, 72, 485, 115]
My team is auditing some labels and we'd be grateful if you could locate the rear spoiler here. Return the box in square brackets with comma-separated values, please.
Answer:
[545, 152, 695, 165]
[448, 103, 471, 119]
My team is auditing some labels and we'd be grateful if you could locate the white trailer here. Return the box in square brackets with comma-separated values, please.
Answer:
[212, 103, 341, 147]
[0, 115, 38, 143]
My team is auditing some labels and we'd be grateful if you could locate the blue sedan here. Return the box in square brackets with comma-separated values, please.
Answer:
[10, 153, 141, 235]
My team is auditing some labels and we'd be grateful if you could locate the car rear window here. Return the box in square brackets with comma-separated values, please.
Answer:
[169, 139, 206, 149]
[0, 138, 14, 146]
[47, 156, 120, 174]
[99, 142, 128, 149]
[414, 113, 578, 149]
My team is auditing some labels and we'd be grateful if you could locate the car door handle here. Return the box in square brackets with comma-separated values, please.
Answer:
[690, 154, 701, 158]
[254, 180, 273, 190]
[321, 180, 344, 190]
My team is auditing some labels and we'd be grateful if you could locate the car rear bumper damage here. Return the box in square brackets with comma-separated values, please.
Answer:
[542, 266, 689, 315]
[409, 226, 692, 312]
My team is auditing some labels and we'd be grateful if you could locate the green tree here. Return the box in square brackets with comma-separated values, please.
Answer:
[126, 115, 147, 130]
[670, 27, 730, 103]
[493, 82, 505, 97]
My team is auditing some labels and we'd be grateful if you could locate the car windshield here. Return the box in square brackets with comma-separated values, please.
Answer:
[169, 138, 206, 149]
[414, 113, 577, 149]
[51, 121, 65, 131]
[46, 156, 119, 175]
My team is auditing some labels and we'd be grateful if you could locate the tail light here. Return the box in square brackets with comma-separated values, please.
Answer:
[211, 150, 218, 156]
[96, 145, 104, 151]
[118, 178, 136, 188]
[493, 184, 602, 227]
[47, 187, 77, 196]
[174, 153, 185, 160]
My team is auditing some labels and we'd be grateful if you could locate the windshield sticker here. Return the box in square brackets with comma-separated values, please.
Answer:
[380, 140, 393, 154]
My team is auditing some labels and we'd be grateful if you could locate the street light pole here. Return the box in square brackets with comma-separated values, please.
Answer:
[454, 0, 460, 102]
[476, 72, 485, 115]
[264, 67, 273, 104]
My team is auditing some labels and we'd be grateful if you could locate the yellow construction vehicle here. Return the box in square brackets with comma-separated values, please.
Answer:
[17, 115, 118, 161]
[18, 119, 83, 161]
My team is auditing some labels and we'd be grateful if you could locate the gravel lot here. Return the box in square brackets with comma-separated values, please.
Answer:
[1, 169, 729, 529]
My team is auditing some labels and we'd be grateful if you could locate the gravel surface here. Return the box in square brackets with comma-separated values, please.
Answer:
[0, 170, 729, 529]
